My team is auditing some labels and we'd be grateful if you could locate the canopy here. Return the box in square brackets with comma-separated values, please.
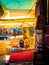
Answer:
[0, 17, 37, 28]
[0, 22, 36, 28]
[1, 0, 36, 10]
[0, 0, 37, 18]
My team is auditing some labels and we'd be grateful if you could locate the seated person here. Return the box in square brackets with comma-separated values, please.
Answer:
[10, 39, 24, 52]
[18, 39, 24, 48]
[12, 29, 17, 37]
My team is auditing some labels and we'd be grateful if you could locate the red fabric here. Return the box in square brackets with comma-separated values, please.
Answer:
[46, 37, 49, 47]
[46, 26, 49, 47]
[46, 26, 49, 34]
[9, 50, 34, 62]
[12, 46, 18, 48]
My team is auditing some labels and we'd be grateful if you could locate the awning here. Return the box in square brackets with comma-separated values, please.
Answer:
[0, 22, 36, 28]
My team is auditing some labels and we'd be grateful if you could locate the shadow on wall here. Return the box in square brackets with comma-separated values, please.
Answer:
[0, 4, 4, 17]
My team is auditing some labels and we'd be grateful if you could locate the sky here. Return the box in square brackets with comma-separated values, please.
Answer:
[0, 0, 36, 10]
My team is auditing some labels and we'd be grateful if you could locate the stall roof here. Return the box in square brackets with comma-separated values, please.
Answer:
[0, 0, 37, 18]
[1, 0, 36, 10]
[0, 22, 36, 28]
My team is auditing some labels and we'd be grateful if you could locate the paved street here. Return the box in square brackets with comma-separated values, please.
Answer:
[0, 61, 33, 65]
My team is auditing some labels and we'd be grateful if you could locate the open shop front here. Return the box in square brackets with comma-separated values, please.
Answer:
[0, 18, 37, 63]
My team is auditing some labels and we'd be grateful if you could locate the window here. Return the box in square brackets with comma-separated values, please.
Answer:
[0, 28, 22, 40]
[30, 28, 34, 36]
[10, 28, 22, 36]
[23, 28, 26, 33]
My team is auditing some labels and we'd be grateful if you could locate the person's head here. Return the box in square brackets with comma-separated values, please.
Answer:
[20, 39, 24, 43]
